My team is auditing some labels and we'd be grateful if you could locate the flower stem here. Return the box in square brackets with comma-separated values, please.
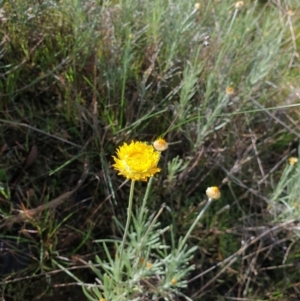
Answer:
[227, 9, 238, 36]
[178, 198, 212, 252]
[139, 176, 153, 223]
[118, 180, 135, 276]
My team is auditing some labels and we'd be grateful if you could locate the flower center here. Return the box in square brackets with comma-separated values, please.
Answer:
[125, 152, 146, 172]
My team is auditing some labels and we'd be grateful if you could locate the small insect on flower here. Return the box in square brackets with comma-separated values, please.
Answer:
[112, 141, 161, 181]
[289, 157, 298, 166]
[153, 138, 168, 152]
[206, 186, 221, 200]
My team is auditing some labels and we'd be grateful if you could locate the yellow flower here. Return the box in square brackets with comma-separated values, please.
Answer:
[289, 157, 298, 166]
[171, 278, 177, 285]
[99, 299, 106, 301]
[226, 86, 234, 96]
[146, 262, 153, 269]
[206, 186, 221, 200]
[195, 3, 201, 10]
[153, 138, 168, 152]
[139, 257, 152, 268]
[112, 141, 161, 181]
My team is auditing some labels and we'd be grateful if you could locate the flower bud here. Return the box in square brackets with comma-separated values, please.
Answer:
[226, 86, 234, 96]
[206, 186, 221, 200]
[153, 138, 168, 152]
[235, 1, 244, 9]
[195, 3, 201, 10]
[289, 157, 298, 166]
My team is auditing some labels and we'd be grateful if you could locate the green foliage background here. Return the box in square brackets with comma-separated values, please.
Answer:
[0, 0, 300, 300]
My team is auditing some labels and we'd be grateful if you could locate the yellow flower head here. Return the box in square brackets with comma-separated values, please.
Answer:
[226, 86, 234, 96]
[289, 157, 298, 166]
[112, 141, 161, 181]
[146, 261, 153, 269]
[235, 1, 244, 9]
[206, 186, 221, 200]
[138, 257, 152, 268]
[194, 3, 201, 10]
[171, 278, 177, 285]
[153, 138, 168, 152]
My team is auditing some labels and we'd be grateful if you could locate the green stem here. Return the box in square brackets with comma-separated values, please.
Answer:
[227, 9, 238, 36]
[139, 176, 154, 223]
[178, 198, 212, 252]
[118, 180, 135, 276]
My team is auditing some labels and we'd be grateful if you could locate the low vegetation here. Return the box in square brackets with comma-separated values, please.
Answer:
[0, 0, 300, 300]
